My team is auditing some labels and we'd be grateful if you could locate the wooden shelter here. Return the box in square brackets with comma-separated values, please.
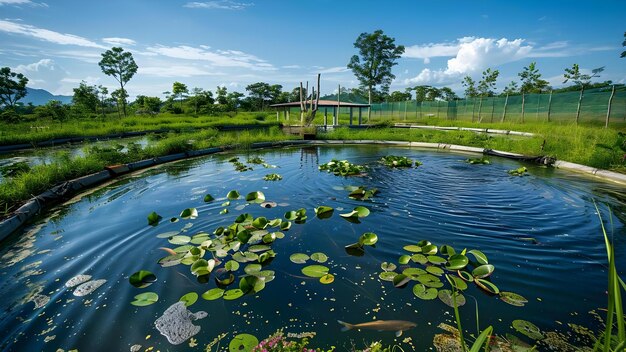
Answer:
[270, 100, 370, 126]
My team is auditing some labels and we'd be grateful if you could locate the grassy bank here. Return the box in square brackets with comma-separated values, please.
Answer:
[0, 112, 278, 146]
[322, 123, 626, 172]
[0, 126, 295, 215]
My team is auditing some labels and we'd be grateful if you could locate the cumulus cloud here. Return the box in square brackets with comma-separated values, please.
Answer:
[403, 41, 461, 64]
[0, 20, 105, 48]
[102, 37, 136, 46]
[146, 45, 275, 71]
[183, 1, 253, 10]
[404, 37, 533, 85]
[13, 59, 67, 92]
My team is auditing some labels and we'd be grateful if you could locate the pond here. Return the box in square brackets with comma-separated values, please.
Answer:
[0, 145, 624, 351]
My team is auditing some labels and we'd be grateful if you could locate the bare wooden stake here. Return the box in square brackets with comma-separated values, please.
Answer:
[501, 93, 509, 122]
[606, 85, 616, 128]
[547, 90, 553, 122]
[575, 86, 584, 124]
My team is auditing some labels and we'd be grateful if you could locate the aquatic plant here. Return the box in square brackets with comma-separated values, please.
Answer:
[380, 155, 421, 168]
[508, 166, 528, 176]
[465, 157, 491, 165]
[319, 159, 367, 176]
[263, 173, 282, 181]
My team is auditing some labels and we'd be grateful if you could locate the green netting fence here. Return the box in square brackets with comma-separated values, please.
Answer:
[369, 86, 626, 126]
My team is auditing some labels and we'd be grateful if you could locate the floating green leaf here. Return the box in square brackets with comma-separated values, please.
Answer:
[227, 190, 240, 200]
[314, 206, 334, 219]
[223, 288, 245, 300]
[438, 289, 466, 307]
[311, 252, 328, 263]
[449, 275, 468, 291]
[381, 262, 397, 272]
[421, 244, 438, 255]
[220, 208, 229, 215]
[288, 253, 308, 265]
[427, 255, 446, 265]
[320, 274, 335, 284]
[147, 211, 162, 226]
[403, 245, 422, 253]
[417, 274, 444, 288]
[245, 191, 266, 203]
[319, 159, 367, 176]
[500, 292, 528, 307]
[399, 255, 411, 265]
[225, 260, 240, 271]
[280, 221, 292, 231]
[446, 254, 469, 270]
[168, 235, 191, 245]
[263, 173, 282, 181]
[129, 270, 157, 288]
[158, 253, 185, 267]
[203, 194, 215, 202]
[508, 166, 528, 176]
[179, 292, 198, 306]
[358, 232, 378, 246]
[475, 278, 500, 294]
[354, 206, 370, 217]
[440, 245, 456, 256]
[202, 288, 224, 301]
[472, 264, 495, 278]
[244, 264, 262, 275]
[239, 275, 265, 293]
[466, 157, 491, 165]
[393, 274, 411, 288]
[426, 266, 445, 276]
[379, 272, 397, 282]
[512, 320, 544, 340]
[413, 284, 438, 300]
[411, 254, 428, 264]
[301, 265, 329, 278]
[131, 292, 158, 306]
[229, 334, 259, 352]
[468, 249, 489, 265]
[402, 267, 427, 279]
[180, 208, 198, 220]
[380, 155, 417, 168]
[457, 271, 474, 282]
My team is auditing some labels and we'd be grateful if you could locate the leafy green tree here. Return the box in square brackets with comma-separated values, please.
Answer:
[0, 67, 28, 110]
[388, 90, 412, 102]
[34, 100, 68, 121]
[98, 47, 138, 117]
[216, 86, 228, 105]
[226, 91, 244, 111]
[97, 85, 109, 118]
[518, 62, 549, 93]
[188, 88, 214, 115]
[111, 88, 128, 118]
[440, 87, 459, 101]
[425, 86, 442, 101]
[477, 68, 499, 97]
[245, 82, 274, 110]
[172, 82, 189, 111]
[462, 76, 478, 98]
[563, 64, 604, 88]
[347, 30, 405, 115]
[268, 84, 284, 104]
[72, 81, 99, 114]
[133, 95, 161, 115]
[290, 86, 306, 103]
[502, 81, 519, 95]
[412, 85, 430, 102]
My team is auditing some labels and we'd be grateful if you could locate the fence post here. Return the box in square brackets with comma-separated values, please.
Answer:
[490, 97, 495, 122]
[547, 90, 553, 122]
[404, 101, 407, 121]
[606, 85, 616, 128]
[471, 98, 476, 122]
[521, 92, 525, 123]
[575, 86, 584, 124]
[501, 93, 508, 122]
[536, 93, 541, 120]
[477, 97, 483, 122]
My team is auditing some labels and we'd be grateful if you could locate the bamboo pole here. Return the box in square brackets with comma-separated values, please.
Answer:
[501, 93, 508, 122]
[547, 90, 553, 122]
[404, 100, 407, 120]
[606, 85, 616, 128]
[490, 97, 495, 122]
[575, 86, 584, 124]
[477, 97, 483, 123]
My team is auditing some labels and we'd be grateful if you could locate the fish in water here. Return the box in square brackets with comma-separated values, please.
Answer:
[337, 320, 416, 337]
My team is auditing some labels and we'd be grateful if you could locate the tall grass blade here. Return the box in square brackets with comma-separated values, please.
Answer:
[469, 326, 493, 352]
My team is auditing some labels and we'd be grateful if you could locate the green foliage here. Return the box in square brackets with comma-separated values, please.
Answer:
[72, 81, 100, 115]
[347, 30, 405, 101]
[34, 100, 69, 121]
[462, 76, 478, 98]
[318, 159, 367, 176]
[380, 155, 418, 167]
[98, 47, 138, 116]
[518, 62, 549, 93]
[0, 66, 28, 110]
[478, 68, 500, 97]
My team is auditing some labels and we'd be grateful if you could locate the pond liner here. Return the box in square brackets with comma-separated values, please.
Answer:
[393, 124, 537, 137]
[1, 139, 625, 242]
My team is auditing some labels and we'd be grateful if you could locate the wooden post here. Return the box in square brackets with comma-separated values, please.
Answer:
[276, 111, 279, 121]
[490, 97, 495, 122]
[404, 100, 407, 120]
[535, 93, 540, 120]
[358, 107, 362, 125]
[575, 86, 584, 124]
[349, 107, 353, 125]
[606, 85, 616, 128]
[337, 84, 341, 126]
[477, 97, 483, 123]
[324, 107, 328, 127]
[333, 107, 337, 126]
[471, 98, 476, 122]
[501, 93, 508, 122]
[547, 90, 553, 122]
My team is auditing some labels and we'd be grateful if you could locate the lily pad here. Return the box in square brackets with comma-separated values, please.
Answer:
[289, 253, 309, 264]
[203, 194, 215, 202]
[129, 270, 157, 288]
[403, 245, 422, 253]
[411, 254, 428, 264]
[457, 270, 474, 282]
[427, 255, 446, 265]
[402, 267, 427, 279]
[381, 262, 397, 272]
[223, 289, 245, 300]
[358, 232, 378, 246]
[472, 264, 495, 278]
[512, 320, 544, 340]
[314, 206, 334, 219]
[229, 334, 259, 352]
[475, 278, 500, 294]
[311, 252, 328, 263]
[301, 265, 329, 278]
[500, 292, 528, 307]
[379, 272, 397, 282]
[393, 274, 411, 288]
[179, 292, 198, 306]
[438, 289, 466, 307]
[131, 292, 159, 306]
[239, 275, 265, 293]
[244, 264, 262, 274]
[468, 249, 489, 265]
[227, 190, 240, 200]
[245, 191, 266, 203]
[446, 254, 469, 270]
[398, 255, 411, 264]
[180, 208, 198, 220]
[168, 235, 191, 245]
[440, 245, 456, 256]
[319, 274, 335, 284]
[417, 274, 444, 288]
[413, 284, 438, 300]
[147, 211, 162, 226]
[202, 288, 225, 301]
[426, 266, 445, 276]
[448, 275, 468, 291]
[421, 244, 438, 255]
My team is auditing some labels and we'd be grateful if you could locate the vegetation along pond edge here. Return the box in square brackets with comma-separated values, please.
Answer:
[1, 139, 625, 242]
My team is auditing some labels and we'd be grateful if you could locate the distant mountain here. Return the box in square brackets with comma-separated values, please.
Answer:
[21, 87, 72, 106]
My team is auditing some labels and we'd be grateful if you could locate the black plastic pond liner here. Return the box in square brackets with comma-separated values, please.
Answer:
[1, 139, 625, 242]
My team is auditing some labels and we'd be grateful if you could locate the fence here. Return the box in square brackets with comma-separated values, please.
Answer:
[369, 86, 626, 126]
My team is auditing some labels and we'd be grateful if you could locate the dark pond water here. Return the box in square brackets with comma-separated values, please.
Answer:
[0, 145, 625, 351]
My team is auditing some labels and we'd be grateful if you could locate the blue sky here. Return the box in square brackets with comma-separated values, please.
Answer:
[0, 0, 624, 98]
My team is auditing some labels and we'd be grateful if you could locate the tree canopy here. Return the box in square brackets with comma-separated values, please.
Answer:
[98, 47, 138, 116]
[518, 62, 549, 93]
[347, 30, 405, 106]
[0, 67, 29, 109]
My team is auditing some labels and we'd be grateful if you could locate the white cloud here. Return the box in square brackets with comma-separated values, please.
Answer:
[102, 37, 136, 46]
[61, 76, 101, 85]
[404, 37, 533, 85]
[146, 45, 275, 71]
[139, 65, 224, 78]
[404, 41, 460, 60]
[282, 65, 301, 69]
[317, 66, 350, 74]
[13, 58, 67, 92]
[183, 1, 253, 10]
[0, 0, 47, 7]
[0, 20, 105, 48]
[14, 58, 54, 72]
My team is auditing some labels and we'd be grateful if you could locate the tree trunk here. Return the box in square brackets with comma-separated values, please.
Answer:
[120, 83, 127, 117]
[477, 97, 483, 123]
[575, 86, 584, 124]
[368, 86, 372, 122]
[501, 93, 509, 122]
[547, 90, 553, 122]
[606, 85, 616, 128]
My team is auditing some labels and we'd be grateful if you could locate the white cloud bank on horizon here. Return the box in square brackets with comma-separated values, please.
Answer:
[102, 37, 136, 47]
[0, 19, 106, 48]
[145, 45, 276, 71]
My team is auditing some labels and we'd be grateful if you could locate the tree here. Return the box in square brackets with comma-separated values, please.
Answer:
[347, 30, 405, 119]
[621, 32, 626, 58]
[111, 88, 128, 118]
[462, 76, 478, 98]
[188, 88, 214, 115]
[172, 82, 189, 111]
[388, 90, 412, 102]
[72, 81, 99, 114]
[477, 68, 499, 97]
[518, 62, 548, 94]
[245, 82, 273, 110]
[412, 85, 430, 102]
[216, 86, 228, 105]
[425, 86, 442, 101]
[97, 85, 109, 118]
[563, 64, 604, 123]
[290, 86, 306, 102]
[440, 87, 458, 101]
[98, 47, 138, 117]
[502, 81, 519, 95]
[226, 91, 244, 111]
[0, 67, 28, 109]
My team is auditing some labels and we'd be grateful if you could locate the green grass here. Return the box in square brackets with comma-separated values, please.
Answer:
[0, 111, 278, 146]
[321, 123, 626, 172]
[0, 126, 295, 215]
